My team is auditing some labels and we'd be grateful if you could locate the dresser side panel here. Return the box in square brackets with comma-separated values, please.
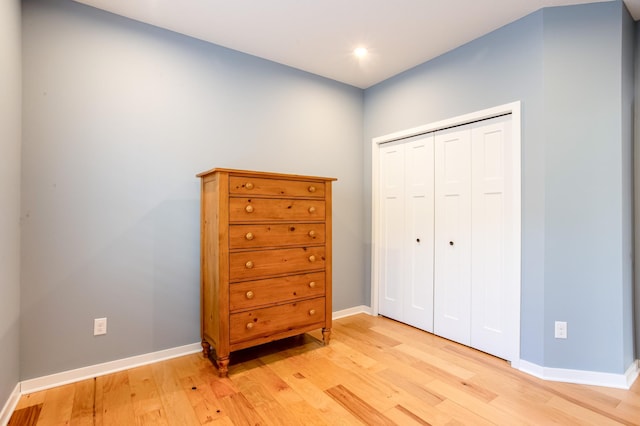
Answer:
[201, 172, 230, 357]
[324, 181, 333, 331]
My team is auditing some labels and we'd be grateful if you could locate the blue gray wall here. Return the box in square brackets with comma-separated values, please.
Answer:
[0, 0, 22, 409]
[20, 0, 364, 380]
[365, 1, 635, 374]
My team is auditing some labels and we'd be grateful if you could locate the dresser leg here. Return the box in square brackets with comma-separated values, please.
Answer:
[322, 328, 331, 345]
[201, 340, 211, 358]
[216, 357, 230, 377]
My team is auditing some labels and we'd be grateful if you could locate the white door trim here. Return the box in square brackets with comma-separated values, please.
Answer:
[371, 101, 521, 365]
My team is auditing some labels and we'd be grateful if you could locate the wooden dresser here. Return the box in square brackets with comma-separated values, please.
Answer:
[196, 168, 336, 376]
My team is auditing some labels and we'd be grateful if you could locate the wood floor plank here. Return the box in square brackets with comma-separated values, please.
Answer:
[614, 399, 640, 421]
[297, 349, 405, 414]
[128, 365, 170, 426]
[180, 375, 227, 424]
[394, 343, 477, 381]
[387, 404, 433, 426]
[322, 339, 381, 372]
[217, 391, 266, 425]
[94, 375, 105, 426]
[326, 384, 396, 425]
[425, 379, 527, 425]
[545, 394, 632, 426]
[264, 355, 364, 425]
[489, 394, 585, 425]
[234, 373, 300, 425]
[333, 324, 428, 370]
[35, 383, 75, 426]
[69, 379, 96, 426]
[434, 399, 499, 426]
[150, 357, 201, 425]
[376, 367, 443, 406]
[370, 319, 447, 347]
[100, 370, 136, 426]
[466, 370, 552, 406]
[8, 404, 42, 426]
[14, 390, 45, 410]
[238, 354, 329, 425]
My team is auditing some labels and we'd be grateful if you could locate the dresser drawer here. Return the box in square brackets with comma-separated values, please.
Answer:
[230, 176, 325, 198]
[230, 272, 325, 311]
[229, 198, 325, 222]
[229, 223, 325, 249]
[230, 298, 325, 344]
[229, 247, 325, 281]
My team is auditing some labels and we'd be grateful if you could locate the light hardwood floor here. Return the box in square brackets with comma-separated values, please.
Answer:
[10, 314, 640, 425]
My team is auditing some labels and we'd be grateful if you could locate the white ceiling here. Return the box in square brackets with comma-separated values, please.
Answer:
[73, 0, 640, 89]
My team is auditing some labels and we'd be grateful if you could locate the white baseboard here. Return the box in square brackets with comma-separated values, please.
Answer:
[20, 343, 202, 395]
[0, 383, 21, 426]
[519, 358, 639, 389]
[332, 305, 372, 320]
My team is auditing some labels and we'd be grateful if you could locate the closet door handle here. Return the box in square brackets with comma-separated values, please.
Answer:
[449, 241, 454, 246]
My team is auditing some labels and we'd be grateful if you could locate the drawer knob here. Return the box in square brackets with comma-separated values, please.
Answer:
[308, 186, 316, 193]
[308, 255, 316, 262]
[245, 291, 254, 299]
[308, 230, 316, 238]
[309, 309, 316, 315]
[245, 260, 254, 269]
[308, 206, 316, 214]
[245, 232, 254, 241]
[309, 281, 316, 288]
[246, 322, 254, 329]
[245, 182, 254, 190]
[245, 205, 254, 213]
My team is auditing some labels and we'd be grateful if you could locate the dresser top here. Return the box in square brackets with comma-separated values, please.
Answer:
[196, 168, 337, 182]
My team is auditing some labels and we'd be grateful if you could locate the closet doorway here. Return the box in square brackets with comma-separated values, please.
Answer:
[372, 103, 521, 364]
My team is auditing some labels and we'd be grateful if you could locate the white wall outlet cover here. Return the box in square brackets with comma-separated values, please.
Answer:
[94, 318, 107, 336]
[554, 321, 567, 339]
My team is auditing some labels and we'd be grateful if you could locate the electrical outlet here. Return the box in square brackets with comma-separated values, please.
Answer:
[94, 318, 107, 336]
[554, 321, 567, 339]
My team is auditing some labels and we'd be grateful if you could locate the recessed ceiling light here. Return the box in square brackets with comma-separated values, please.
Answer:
[354, 47, 368, 58]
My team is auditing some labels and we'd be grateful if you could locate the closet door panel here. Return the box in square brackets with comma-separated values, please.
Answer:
[434, 126, 471, 345]
[403, 137, 434, 332]
[470, 116, 512, 360]
[379, 143, 405, 320]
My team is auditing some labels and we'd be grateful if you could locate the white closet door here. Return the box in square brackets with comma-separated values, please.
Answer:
[378, 136, 434, 332]
[470, 115, 513, 360]
[434, 126, 472, 345]
[378, 142, 406, 320]
[403, 136, 434, 332]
